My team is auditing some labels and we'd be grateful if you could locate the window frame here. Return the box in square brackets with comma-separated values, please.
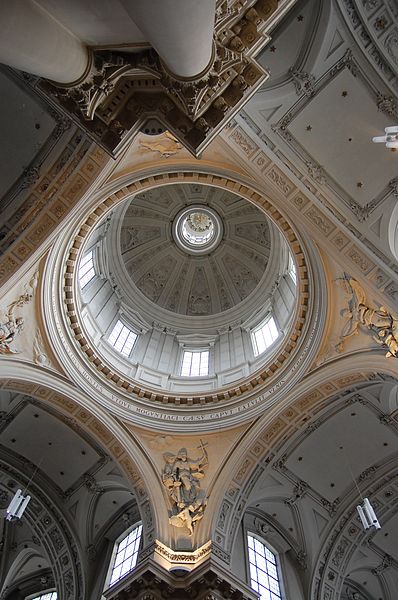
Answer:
[251, 315, 279, 357]
[78, 249, 96, 289]
[103, 522, 143, 590]
[107, 319, 138, 358]
[180, 348, 210, 377]
[25, 591, 57, 600]
[246, 532, 285, 600]
[287, 254, 297, 284]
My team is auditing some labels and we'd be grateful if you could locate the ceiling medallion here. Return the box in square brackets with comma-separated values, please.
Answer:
[173, 206, 223, 255]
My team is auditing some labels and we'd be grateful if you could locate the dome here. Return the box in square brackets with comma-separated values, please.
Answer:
[76, 183, 298, 393]
[117, 185, 272, 316]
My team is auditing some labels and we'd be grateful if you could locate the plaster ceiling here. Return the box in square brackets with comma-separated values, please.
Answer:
[0, 69, 56, 203]
[0, 390, 139, 598]
[257, 0, 315, 84]
[116, 185, 274, 317]
[285, 401, 397, 502]
[288, 68, 398, 205]
[240, 380, 398, 600]
[242, 0, 398, 267]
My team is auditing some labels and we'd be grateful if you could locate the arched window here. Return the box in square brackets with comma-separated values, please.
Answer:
[106, 523, 142, 587]
[247, 534, 283, 600]
[26, 592, 57, 600]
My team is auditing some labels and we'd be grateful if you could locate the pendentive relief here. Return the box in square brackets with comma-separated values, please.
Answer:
[162, 442, 208, 535]
[338, 275, 398, 357]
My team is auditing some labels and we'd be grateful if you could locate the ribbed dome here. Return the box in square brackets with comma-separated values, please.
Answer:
[118, 185, 272, 316]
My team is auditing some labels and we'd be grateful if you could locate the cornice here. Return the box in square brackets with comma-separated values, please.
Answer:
[41, 167, 327, 431]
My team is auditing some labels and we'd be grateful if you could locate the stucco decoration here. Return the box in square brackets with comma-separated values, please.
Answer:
[119, 186, 272, 317]
[337, 275, 398, 357]
[162, 442, 209, 535]
[138, 131, 182, 157]
[0, 272, 38, 354]
[35, 0, 288, 157]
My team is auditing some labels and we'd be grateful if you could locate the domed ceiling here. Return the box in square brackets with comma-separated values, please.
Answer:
[118, 185, 272, 316]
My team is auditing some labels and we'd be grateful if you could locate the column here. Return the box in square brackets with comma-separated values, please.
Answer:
[0, 0, 89, 84]
[120, 0, 216, 79]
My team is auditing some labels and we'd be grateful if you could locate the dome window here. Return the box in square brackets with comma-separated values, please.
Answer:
[181, 350, 209, 377]
[78, 250, 95, 288]
[108, 320, 137, 357]
[252, 316, 279, 357]
[247, 534, 283, 600]
[288, 254, 296, 284]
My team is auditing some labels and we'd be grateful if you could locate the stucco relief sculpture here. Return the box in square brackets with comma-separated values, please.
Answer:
[162, 442, 208, 535]
[0, 273, 38, 355]
[337, 275, 398, 357]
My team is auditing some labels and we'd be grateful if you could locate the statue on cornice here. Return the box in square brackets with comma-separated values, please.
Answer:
[337, 274, 398, 357]
[162, 442, 208, 535]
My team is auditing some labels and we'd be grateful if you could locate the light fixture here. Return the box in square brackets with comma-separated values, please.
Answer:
[372, 125, 398, 148]
[6, 488, 31, 521]
[356, 497, 381, 531]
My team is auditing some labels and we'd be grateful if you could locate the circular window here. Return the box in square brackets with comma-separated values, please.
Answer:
[173, 205, 223, 255]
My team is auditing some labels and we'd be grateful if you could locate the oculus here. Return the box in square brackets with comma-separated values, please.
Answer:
[173, 205, 223, 255]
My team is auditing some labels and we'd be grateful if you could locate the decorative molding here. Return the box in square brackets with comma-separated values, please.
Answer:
[34, 0, 292, 158]
[213, 371, 395, 555]
[61, 171, 312, 407]
[154, 539, 212, 565]
[0, 136, 109, 288]
[272, 50, 395, 224]
[337, 0, 398, 93]
[0, 377, 155, 545]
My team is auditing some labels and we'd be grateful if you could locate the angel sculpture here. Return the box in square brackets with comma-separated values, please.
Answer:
[337, 274, 398, 358]
[0, 273, 38, 355]
[162, 442, 208, 535]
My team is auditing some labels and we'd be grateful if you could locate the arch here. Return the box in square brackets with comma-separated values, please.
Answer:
[0, 364, 163, 546]
[210, 352, 398, 560]
[311, 462, 398, 600]
[0, 547, 50, 600]
[0, 459, 83, 600]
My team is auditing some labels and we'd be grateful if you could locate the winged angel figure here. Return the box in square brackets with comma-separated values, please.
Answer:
[162, 442, 208, 535]
[337, 274, 398, 357]
[0, 273, 38, 355]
